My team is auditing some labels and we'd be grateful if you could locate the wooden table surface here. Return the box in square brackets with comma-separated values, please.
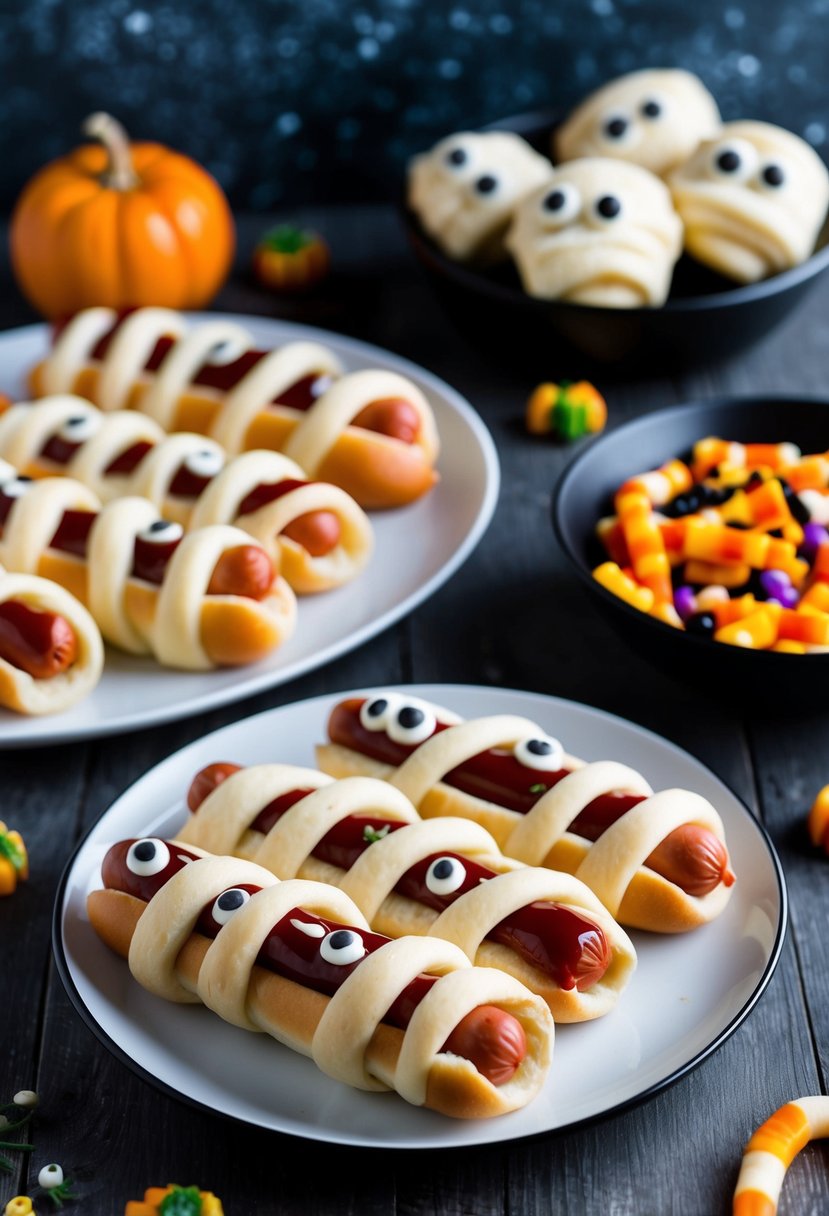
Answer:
[4, 208, 829, 1216]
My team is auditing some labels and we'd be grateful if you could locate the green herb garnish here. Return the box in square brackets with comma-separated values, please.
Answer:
[529, 783, 548, 795]
[42, 1178, 76, 1210]
[362, 824, 391, 844]
[160, 1185, 203, 1216]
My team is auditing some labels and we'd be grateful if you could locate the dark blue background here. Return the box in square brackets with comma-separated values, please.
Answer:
[3, 0, 827, 211]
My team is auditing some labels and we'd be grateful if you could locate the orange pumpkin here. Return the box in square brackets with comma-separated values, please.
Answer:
[10, 112, 235, 318]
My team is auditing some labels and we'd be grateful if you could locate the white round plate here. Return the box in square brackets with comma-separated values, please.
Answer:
[55, 683, 786, 1149]
[0, 318, 498, 747]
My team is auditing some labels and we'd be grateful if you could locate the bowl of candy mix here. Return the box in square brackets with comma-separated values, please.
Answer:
[553, 396, 829, 706]
[403, 67, 829, 370]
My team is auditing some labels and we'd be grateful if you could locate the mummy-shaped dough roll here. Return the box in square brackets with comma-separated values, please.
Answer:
[555, 69, 721, 177]
[669, 121, 829, 282]
[29, 308, 440, 510]
[407, 132, 553, 262]
[506, 158, 683, 306]
[0, 472, 296, 669]
[0, 396, 374, 595]
[178, 766, 636, 1021]
[0, 564, 103, 715]
[89, 847, 553, 1117]
[316, 694, 736, 933]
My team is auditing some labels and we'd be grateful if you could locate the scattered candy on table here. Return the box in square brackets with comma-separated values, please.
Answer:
[807, 785, 829, 853]
[4, 1199, 34, 1215]
[252, 223, 331, 292]
[525, 381, 607, 441]
[0, 824, 28, 897]
[733, 1095, 829, 1214]
[591, 436, 829, 651]
[125, 1184, 224, 1215]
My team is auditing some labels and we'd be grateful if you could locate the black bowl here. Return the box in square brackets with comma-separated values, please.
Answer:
[403, 111, 829, 374]
[552, 396, 829, 709]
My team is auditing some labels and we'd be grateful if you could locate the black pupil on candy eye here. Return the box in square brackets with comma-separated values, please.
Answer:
[433, 859, 454, 880]
[398, 706, 425, 729]
[133, 841, 156, 862]
[641, 99, 661, 118]
[475, 174, 498, 194]
[328, 930, 354, 951]
[446, 147, 467, 166]
[763, 164, 785, 187]
[67, 417, 86, 428]
[217, 889, 245, 912]
[605, 117, 627, 138]
[149, 520, 171, 533]
[367, 699, 387, 718]
[543, 189, 566, 212]
[596, 195, 621, 219]
[527, 739, 553, 756]
[717, 149, 741, 173]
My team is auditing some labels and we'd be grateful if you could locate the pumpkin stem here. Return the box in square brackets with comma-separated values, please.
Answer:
[82, 112, 140, 190]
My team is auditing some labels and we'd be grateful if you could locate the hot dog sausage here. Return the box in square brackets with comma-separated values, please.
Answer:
[187, 762, 242, 812]
[206, 546, 275, 600]
[281, 510, 341, 557]
[351, 398, 421, 444]
[0, 600, 77, 679]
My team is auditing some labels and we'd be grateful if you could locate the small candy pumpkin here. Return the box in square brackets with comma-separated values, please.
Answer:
[252, 224, 330, 292]
[125, 1185, 223, 1216]
[525, 381, 607, 441]
[10, 113, 235, 319]
[0, 821, 28, 896]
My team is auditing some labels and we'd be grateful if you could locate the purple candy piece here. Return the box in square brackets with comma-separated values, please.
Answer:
[801, 522, 829, 561]
[760, 569, 791, 599]
[674, 585, 696, 621]
[779, 585, 800, 609]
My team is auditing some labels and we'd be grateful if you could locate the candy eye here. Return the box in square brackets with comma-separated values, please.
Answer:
[320, 928, 366, 966]
[759, 162, 786, 189]
[57, 413, 101, 443]
[444, 144, 469, 170]
[594, 194, 623, 222]
[601, 112, 635, 145]
[359, 695, 398, 732]
[426, 856, 467, 896]
[513, 735, 564, 771]
[137, 519, 184, 544]
[710, 139, 758, 182]
[386, 701, 437, 745]
[183, 449, 224, 479]
[212, 887, 251, 925]
[474, 173, 500, 197]
[1, 476, 33, 499]
[640, 97, 663, 120]
[540, 182, 581, 225]
[126, 838, 171, 877]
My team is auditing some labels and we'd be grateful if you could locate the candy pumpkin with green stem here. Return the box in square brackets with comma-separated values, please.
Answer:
[252, 223, 330, 292]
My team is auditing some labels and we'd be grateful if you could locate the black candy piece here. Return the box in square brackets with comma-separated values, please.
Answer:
[686, 612, 717, 636]
[779, 478, 811, 525]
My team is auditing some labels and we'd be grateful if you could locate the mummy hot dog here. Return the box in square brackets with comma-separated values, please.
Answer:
[0, 467, 296, 669]
[554, 69, 721, 177]
[407, 132, 553, 262]
[669, 121, 829, 282]
[0, 396, 373, 595]
[88, 839, 554, 1117]
[315, 694, 736, 933]
[179, 765, 636, 1022]
[0, 563, 103, 714]
[505, 159, 683, 307]
[29, 308, 440, 510]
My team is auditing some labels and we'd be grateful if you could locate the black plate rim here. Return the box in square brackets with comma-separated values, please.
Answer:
[552, 393, 829, 667]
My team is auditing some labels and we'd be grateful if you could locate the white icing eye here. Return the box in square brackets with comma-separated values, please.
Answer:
[183, 449, 224, 479]
[540, 182, 581, 225]
[426, 856, 467, 896]
[709, 139, 758, 182]
[310, 374, 335, 398]
[57, 413, 101, 443]
[126, 838, 171, 877]
[513, 735, 564, 771]
[386, 700, 437, 745]
[601, 112, 635, 145]
[758, 162, 787, 190]
[359, 694, 399, 732]
[640, 96, 664, 120]
[137, 519, 184, 544]
[0, 458, 16, 483]
[444, 142, 470, 171]
[593, 194, 624, 223]
[212, 887, 251, 925]
[320, 928, 366, 966]
[472, 172, 501, 200]
[1, 476, 33, 499]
